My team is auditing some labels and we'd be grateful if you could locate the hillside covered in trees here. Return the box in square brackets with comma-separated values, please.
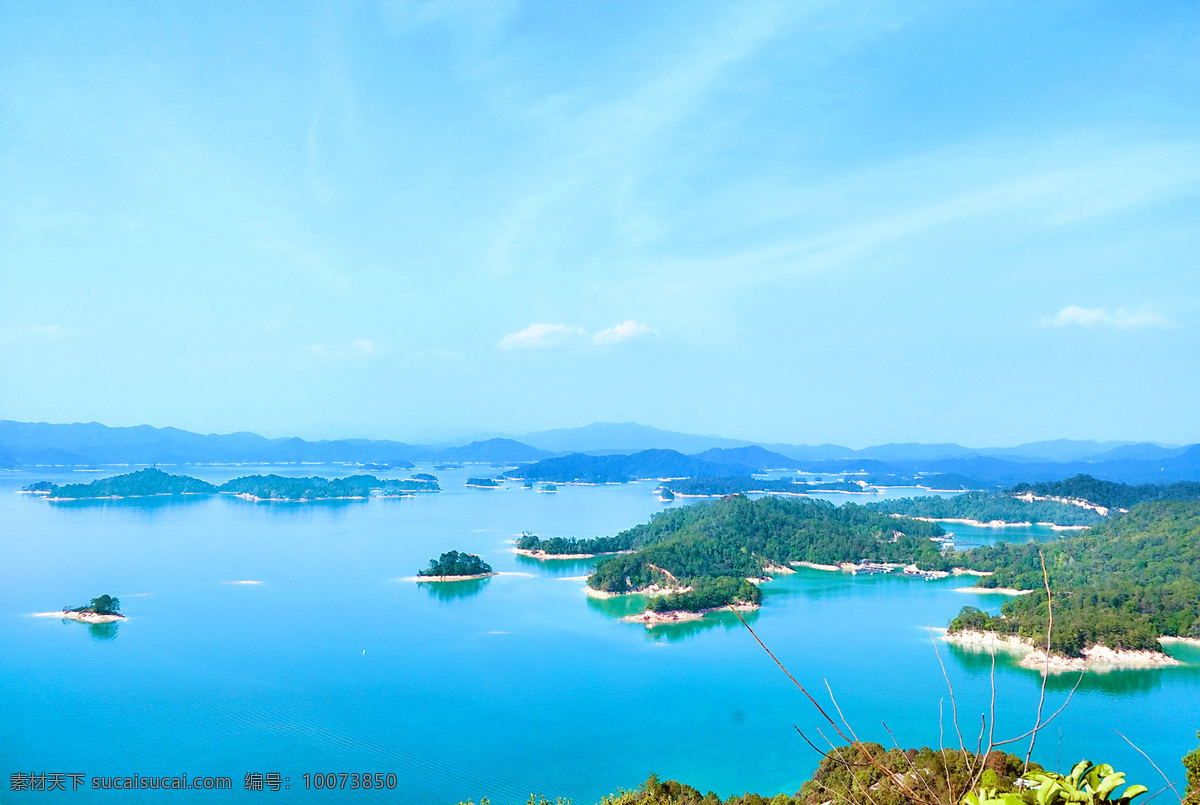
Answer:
[950, 501, 1200, 655]
[503, 449, 754, 483]
[867, 492, 1102, 526]
[663, 477, 867, 496]
[1008, 474, 1200, 511]
[585, 496, 946, 611]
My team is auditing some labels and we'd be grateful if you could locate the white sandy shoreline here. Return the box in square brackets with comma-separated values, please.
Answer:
[954, 586, 1031, 595]
[942, 629, 1183, 673]
[512, 548, 630, 560]
[902, 515, 1088, 531]
[33, 610, 126, 624]
[623, 603, 760, 628]
[410, 572, 498, 582]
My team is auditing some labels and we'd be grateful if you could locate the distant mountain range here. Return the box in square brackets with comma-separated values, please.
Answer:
[1, 419, 1196, 484]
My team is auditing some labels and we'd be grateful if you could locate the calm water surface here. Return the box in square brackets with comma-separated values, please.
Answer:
[2, 468, 1196, 804]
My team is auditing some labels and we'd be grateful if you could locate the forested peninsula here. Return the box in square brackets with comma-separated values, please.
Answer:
[569, 492, 1200, 662]
[662, 477, 868, 496]
[866, 492, 1102, 527]
[23, 468, 439, 501]
[1008, 474, 1200, 512]
[581, 496, 947, 621]
[946, 500, 1200, 660]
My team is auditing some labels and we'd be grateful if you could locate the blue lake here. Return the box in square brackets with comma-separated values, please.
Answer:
[2, 467, 1197, 804]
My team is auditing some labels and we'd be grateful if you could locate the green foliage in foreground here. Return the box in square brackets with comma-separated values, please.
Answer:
[586, 496, 945, 611]
[867, 493, 1102, 527]
[950, 501, 1200, 655]
[453, 752, 1156, 805]
[1184, 731, 1200, 805]
[69, 595, 121, 616]
[797, 744, 1036, 805]
[1008, 474, 1200, 511]
[418, 551, 493, 577]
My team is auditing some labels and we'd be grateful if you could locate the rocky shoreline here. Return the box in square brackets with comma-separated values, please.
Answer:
[942, 629, 1184, 673]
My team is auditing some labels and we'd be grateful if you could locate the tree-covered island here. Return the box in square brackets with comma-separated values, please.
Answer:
[569, 492, 1200, 661]
[416, 551, 495, 580]
[23, 468, 439, 501]
[866, 491, 1102, 527]
[514, 533, 632, 559]
[579, 495, 947, 624]
[944, 500, 1200, 666]
[44, 595, 125, 624]
[661, 477, 870, 497]
[465, 477, 501, 488]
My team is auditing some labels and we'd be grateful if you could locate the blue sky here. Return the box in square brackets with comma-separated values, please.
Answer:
[1, 1, 1197, 447]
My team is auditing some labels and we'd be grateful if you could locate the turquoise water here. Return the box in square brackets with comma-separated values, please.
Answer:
[2, 468, 1197, 804]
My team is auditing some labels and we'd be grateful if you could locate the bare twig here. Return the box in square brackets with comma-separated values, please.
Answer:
[1115, 729, 1184, 805]
[730, 606, 935, 805]
[1025, 550, 1053, 772]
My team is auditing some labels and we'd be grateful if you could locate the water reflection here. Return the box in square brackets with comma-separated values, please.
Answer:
[87, 621, 119, 641]
[642, 609, 761, 643]
[514, 553, 600, 577]
[49, 494, 210, 515]
[422, 577, 490, 602]
[946, 641, 1189, 695]
[584, 593, 761, 642]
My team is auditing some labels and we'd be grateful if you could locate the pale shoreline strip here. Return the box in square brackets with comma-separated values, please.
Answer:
[903, 515, 1089, 530]
[512, 548, 631, 560]
[941, 629, 1183, 673]
[954, 586, 1032, 595]
[33, 611, 125, 624]
[790, 561, 839, 572]
[584, 583, 693, 599]
[408, 573, 492, 585]
[623, 603, 760, 628]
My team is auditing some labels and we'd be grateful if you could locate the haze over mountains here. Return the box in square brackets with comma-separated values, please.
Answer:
[1, 419, 1196, 484]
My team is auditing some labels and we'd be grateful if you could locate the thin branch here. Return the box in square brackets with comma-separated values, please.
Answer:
[1115, 729, 1184, 805]
[1025, 550, 1053, 772]
[730, 606, 935, 805]
[991, 668, 1085, 749]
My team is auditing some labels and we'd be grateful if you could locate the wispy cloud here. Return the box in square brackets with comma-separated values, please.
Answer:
[0, 324, 77, 345]
[498, 321, 657, 349]
[308, 339, 381, 359]
[593, 320, 657, 344]
[497, 323, 586, 349]
[1048, 306, 1172, 329]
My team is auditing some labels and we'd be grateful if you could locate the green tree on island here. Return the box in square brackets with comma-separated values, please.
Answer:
[418, 551, 493, 577]
[70, 595, 121, 615]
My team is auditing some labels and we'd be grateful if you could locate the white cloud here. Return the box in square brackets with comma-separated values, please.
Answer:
[1049, 305, 1172, 329]
[498, 321, 658, 349]
[308, 339, 382, 359]
[497, 323, 586, 349]
[593, 320, 657, 344]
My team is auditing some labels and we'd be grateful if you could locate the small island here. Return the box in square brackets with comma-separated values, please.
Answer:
[23, 467, 440, 502]
[415, 551, 496, 581]
[514, 533, 632, 560]
[465, 477, 501, 489]
[38, 595, 125, 624]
